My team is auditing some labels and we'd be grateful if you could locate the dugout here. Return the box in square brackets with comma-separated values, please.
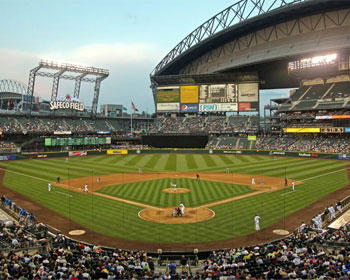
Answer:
[142, 134, 208, 148]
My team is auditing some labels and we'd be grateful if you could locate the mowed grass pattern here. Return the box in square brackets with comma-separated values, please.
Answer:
[98, 178, 255, 207]
[0, 154, 348, 243]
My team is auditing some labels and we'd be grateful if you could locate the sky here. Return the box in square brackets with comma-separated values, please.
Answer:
[0, 0, 290, 114]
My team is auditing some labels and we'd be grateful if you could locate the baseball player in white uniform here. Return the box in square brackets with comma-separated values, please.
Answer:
[84, 184, 88, 193]
[251, 177, 255, 185]
[311, 216, 319, 228]
[292, 181, 295, 191]
[170, 182, 177, 191]
[48, 182, 51, 192]
[329, 204, 336, 220]
[254, 214, 260, 231]
[317, 213, 323, 229]
[337, 201, 342, 213]
[298, 221, 306, 233]
[179, 203, 185, 216]
[97, 176, 101, 183]
[65, 158, 69, 164]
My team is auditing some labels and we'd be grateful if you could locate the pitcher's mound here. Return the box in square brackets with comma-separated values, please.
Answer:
[163, 188, 190, 193]
[139, 207, 214, 224]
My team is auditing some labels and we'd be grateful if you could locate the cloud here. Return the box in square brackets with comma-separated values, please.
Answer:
[43, 42, 160, 66]
[0, 49, 40, 83]
[0, 43, 164, 112]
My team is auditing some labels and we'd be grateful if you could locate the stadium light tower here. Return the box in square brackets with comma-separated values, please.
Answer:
[27, 60, 109, 116]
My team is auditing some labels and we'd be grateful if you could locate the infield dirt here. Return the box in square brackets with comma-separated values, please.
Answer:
[54, 172, 300, 224]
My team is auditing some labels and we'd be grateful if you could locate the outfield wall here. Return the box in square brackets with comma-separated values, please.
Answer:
[18, 148, 350, 161]
[127, 149, 341, 160]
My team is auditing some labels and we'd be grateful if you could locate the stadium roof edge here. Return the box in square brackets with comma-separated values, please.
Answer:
[151, 0, 350, 77]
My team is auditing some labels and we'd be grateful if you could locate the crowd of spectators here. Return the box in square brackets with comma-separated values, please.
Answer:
[0, 238, 157, 279]
[149, 116, 259, 134]
[256, 136, 350, 154]
[0, 117, 152, 135]
[206, 134, 350, 154]
[282, 109, 349, 119]
[199, 226, 350, 279]
[0, 141, 16, 148]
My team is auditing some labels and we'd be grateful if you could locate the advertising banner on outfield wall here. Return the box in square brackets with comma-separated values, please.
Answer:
[0, 155, 16, 161]
[238, 83, 259, 102]
[337, 154, 350, 160]
[180, 103, 198, 113]
[29, 154, 48, 159]
[199, 103, 237, 112]
[107, 149, 128, 155]
[156, 103, 180, 112]
[69, 151, 87, 157]
[345, 128, 350, 133]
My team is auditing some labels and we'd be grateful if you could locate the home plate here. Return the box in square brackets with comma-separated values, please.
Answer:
[69, 230, 85, 236]
[273, 229, 289, 235]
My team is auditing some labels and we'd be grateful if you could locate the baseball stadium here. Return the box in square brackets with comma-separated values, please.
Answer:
[1, 0, 350, 278]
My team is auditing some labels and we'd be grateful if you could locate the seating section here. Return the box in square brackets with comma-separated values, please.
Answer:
[256, 136, 350, 153]
[303, 84, 330, 100]
[279, 81, 350, 112]
[293, 100, 317, 110]
[290, 86, 309, 101]
[0, 116, 152, 135]
[1, 190, 350, 279]
[149, 116, 259, 134]
[206, 136, 255, 149]
[0, 115, 260, 135]
[324, 81, 350, 99]
[203, 222, 350, 279]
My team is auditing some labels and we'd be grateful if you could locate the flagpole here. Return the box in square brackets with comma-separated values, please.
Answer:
[131, 109, 133, 136]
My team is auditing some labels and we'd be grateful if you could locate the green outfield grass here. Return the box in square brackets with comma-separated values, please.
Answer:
[0, 154, 348, 243]
[97, 178, 255, 207]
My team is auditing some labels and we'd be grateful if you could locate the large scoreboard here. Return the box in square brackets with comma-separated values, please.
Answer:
[45, 137, 111, 146]
[156, 82, 259, 113]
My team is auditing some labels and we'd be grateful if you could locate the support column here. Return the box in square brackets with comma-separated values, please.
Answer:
[51, 70, 66, 101]
[73, 73, 87, 99]
[91, 77, 105, 117]
[27, 65, 42, 115]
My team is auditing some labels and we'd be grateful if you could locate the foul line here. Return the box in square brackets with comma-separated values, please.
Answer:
[0, 167, 48, 182]
[55, 191, 72, 197]
[280, 190, 299, 196]
[303, 167, 349, 181]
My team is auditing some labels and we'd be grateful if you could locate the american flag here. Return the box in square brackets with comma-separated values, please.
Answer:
[131, 102, 139, 112]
